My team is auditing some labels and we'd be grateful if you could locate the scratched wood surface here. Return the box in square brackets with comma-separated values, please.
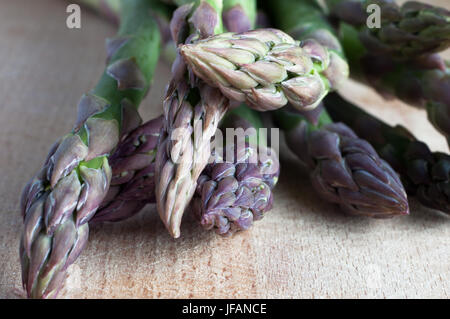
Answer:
[0, 0, 449, 299]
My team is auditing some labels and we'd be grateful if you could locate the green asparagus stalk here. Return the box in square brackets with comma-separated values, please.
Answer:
[325, 0, 450, 59]
[338, 18, 450, 147]
[274, 106, 409, 218]
[266, 0, 349, 90]
[324, 93, 450, 214]
[154, 0, 257, 238]
[19, 0, 163, 298]
[75, 0, 178, 63]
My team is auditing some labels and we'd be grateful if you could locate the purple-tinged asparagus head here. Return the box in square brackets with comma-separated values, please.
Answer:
[191, 142, 280, 236]
[325, 92, 450, 214]
[282, 113, 409, 218]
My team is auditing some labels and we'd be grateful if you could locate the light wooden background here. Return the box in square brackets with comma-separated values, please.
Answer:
[0, 0, 449, 298]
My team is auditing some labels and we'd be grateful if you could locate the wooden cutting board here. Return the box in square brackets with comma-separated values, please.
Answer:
[0, 0, 448, 298]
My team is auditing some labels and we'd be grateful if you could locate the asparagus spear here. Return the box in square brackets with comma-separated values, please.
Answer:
[191, 105, 280, 235]
[155, 0, 258, 239]
[179, 28, 334, 111]
[325, 0, 450, 59]
[19, 0, 163, 298]
[338, 17, 450, 147]
[266, 0, 349, 90]
[274, 106, 409, 218]
[324, 93, 450, 214]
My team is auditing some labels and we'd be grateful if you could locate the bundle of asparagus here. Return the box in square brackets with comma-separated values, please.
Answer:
[17, 0, 450, 298]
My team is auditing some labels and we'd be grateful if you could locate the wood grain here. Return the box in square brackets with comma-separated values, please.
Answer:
[0, 0, 448, 299]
